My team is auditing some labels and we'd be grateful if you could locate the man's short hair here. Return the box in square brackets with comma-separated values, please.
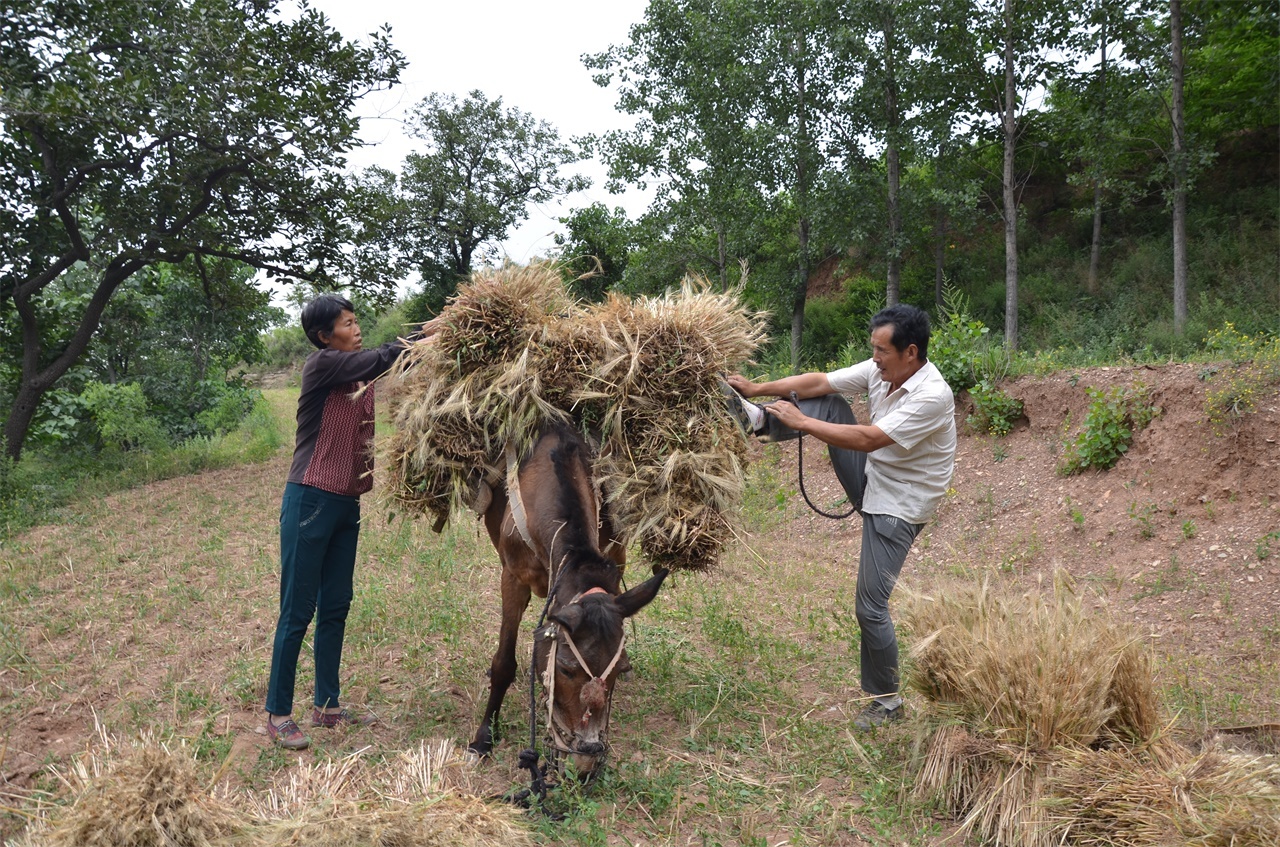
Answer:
[869, 304, 931, 361]
[301, 293, 355, 349]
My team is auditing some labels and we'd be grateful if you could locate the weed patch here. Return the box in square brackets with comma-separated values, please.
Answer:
[1058, 383, 1156, 474]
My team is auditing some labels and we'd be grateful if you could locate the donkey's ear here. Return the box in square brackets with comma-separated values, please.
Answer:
[615, 567, 669, 619]
[550, 604, 586, 633]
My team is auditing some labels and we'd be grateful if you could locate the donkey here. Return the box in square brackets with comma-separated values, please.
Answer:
[468, 422, 668, 777]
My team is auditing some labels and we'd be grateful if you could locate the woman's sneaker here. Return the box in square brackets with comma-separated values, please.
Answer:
[311, 707, 375, 728]
[267, 716, 309, 749]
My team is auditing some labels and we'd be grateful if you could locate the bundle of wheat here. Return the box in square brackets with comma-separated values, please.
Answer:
[583, 286, 761, 566]
[1042, 742, 1280, 846]
[26, 736, 532, 847]
[383, 262, 766, 570]
[246, 741, 532, 847]
[905, 574, 1159, 749]
[383, 264, 583, 527]
[904, 575, 1163, 846]
[37, 739, 237, 847]
[904, 575, 1280, 846]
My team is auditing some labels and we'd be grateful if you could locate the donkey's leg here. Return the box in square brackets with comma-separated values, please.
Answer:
[469, 567, 532, 757]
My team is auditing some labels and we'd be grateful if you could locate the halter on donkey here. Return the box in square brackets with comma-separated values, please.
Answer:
[468, 424, 667, 810]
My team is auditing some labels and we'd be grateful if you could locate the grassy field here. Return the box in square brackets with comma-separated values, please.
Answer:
[2, 381, 1276, 845]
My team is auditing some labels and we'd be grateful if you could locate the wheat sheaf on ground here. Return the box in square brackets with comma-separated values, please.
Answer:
[381, 262, 768, 571]
[22, 730, 533, 847]
[903, 575, 1280, 846]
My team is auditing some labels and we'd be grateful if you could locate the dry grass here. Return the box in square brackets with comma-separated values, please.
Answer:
[382, 261, 767, 570]
[19, 726, 532, 847]
[903, 575, 1280, 847]
[1042, 742, 1280, 846]
[904, 573, 1160, 748]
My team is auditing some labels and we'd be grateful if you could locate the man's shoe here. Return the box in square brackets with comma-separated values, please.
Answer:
[311, 707, 375, 728]
[853, 701, 904, 731]
[719, 380, 766, 434]
[267, 716, 310, 750]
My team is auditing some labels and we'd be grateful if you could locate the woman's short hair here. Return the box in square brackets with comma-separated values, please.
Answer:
[869, 304, 931, 361]
[301, 293, 355, 349]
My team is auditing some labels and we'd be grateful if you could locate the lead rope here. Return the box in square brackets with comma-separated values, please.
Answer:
[791, 391, 857, 520]
[516, 569, 564, 818]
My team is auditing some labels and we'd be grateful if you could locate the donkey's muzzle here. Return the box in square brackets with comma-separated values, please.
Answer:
[575, 740, 605, 756]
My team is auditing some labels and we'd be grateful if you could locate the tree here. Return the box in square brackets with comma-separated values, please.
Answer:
[587, 0, 846, 367]
[554, 203, 635, 300]
[0, 0, 404, 460]
[89, 257, 282, 438]
[829, 0, 940, 308]
[361, 90, 588, 306]
[1170, 0, 1189, 333]
[960, 0, 1081, 349]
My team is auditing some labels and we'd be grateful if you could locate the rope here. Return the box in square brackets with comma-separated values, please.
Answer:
[515, 565, 564, 817]
[791, 391, 857, 520]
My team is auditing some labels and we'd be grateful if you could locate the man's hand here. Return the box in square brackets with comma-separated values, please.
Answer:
[765, 398, 805, 429]
[725, 373, 759, 398]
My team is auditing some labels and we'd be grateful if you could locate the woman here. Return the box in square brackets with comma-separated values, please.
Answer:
[263, 294, 429, 749]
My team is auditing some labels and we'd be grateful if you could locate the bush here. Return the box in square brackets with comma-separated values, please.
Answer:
[1202, 327, 1280, 431]
[1059, 384, 1155, 474]
[930, 288, 994, 394]
[195, 384, 261, 435]
[966, 381, 1025, 437]
[260, 324, 312, 370]
[80, 382, 168, 452]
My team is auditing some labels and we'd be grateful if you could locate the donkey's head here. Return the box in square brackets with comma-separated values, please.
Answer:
[536, 567, 668, 778]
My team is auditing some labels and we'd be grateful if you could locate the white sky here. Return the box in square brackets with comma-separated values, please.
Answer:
[309, 0, 654, 268]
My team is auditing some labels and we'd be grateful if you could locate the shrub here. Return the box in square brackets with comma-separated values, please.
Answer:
[966, 381, 1024, 437]
[930, 288, 994, 394]
[260, 323, 312, 370]
[1202, 325, 1280, 431]
[1059, 384, 1155, 474]
[80, 382, 168, 452]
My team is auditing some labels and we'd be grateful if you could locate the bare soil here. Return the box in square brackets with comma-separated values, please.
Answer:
[770, 362, 1279, 719]
[2, 363, 1278, 844]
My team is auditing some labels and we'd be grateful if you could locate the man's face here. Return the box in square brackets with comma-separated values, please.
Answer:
[870, 324, 918, 390]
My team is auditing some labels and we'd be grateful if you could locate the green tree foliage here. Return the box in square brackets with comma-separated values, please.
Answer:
[555, 203, 635, 300]
[353, 90, 588, 310]
[586, 0, 851, 366]
[89, 258, 282, 439]
[0, 0, 404, 460]
[80, 381, 167, 453]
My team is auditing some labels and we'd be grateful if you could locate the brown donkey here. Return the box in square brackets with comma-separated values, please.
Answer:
[468, 422, 667, 778]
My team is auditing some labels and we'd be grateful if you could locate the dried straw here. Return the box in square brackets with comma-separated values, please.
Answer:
[382, 262, 767, 570]
[904, 573, 1160, 750]
[902, 574, 1280, 846]
[1042, 742, 1280, 846]
[37, 733, 237, 847]
[23, 732, 532, 847]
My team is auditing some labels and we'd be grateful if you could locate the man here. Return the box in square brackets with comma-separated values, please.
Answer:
[724, 304, 955, 729]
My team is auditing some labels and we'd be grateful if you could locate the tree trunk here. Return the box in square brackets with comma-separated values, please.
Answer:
[1002, 0, 1019, 350]
[4, 262, 140, 461]
[1088, 180, 1104, 295]
[1087, 7, 1108, 297]
[791, 37, 810, 371]
[1170, 0, 1188, 333]
[883, 14, 902, 307]
[716, 222, 729, 289]
[934, 205, 947, 309]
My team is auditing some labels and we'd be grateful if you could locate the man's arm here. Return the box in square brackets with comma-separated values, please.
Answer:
[726, 371, 833, 400]
[764, 401, 895, 452]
